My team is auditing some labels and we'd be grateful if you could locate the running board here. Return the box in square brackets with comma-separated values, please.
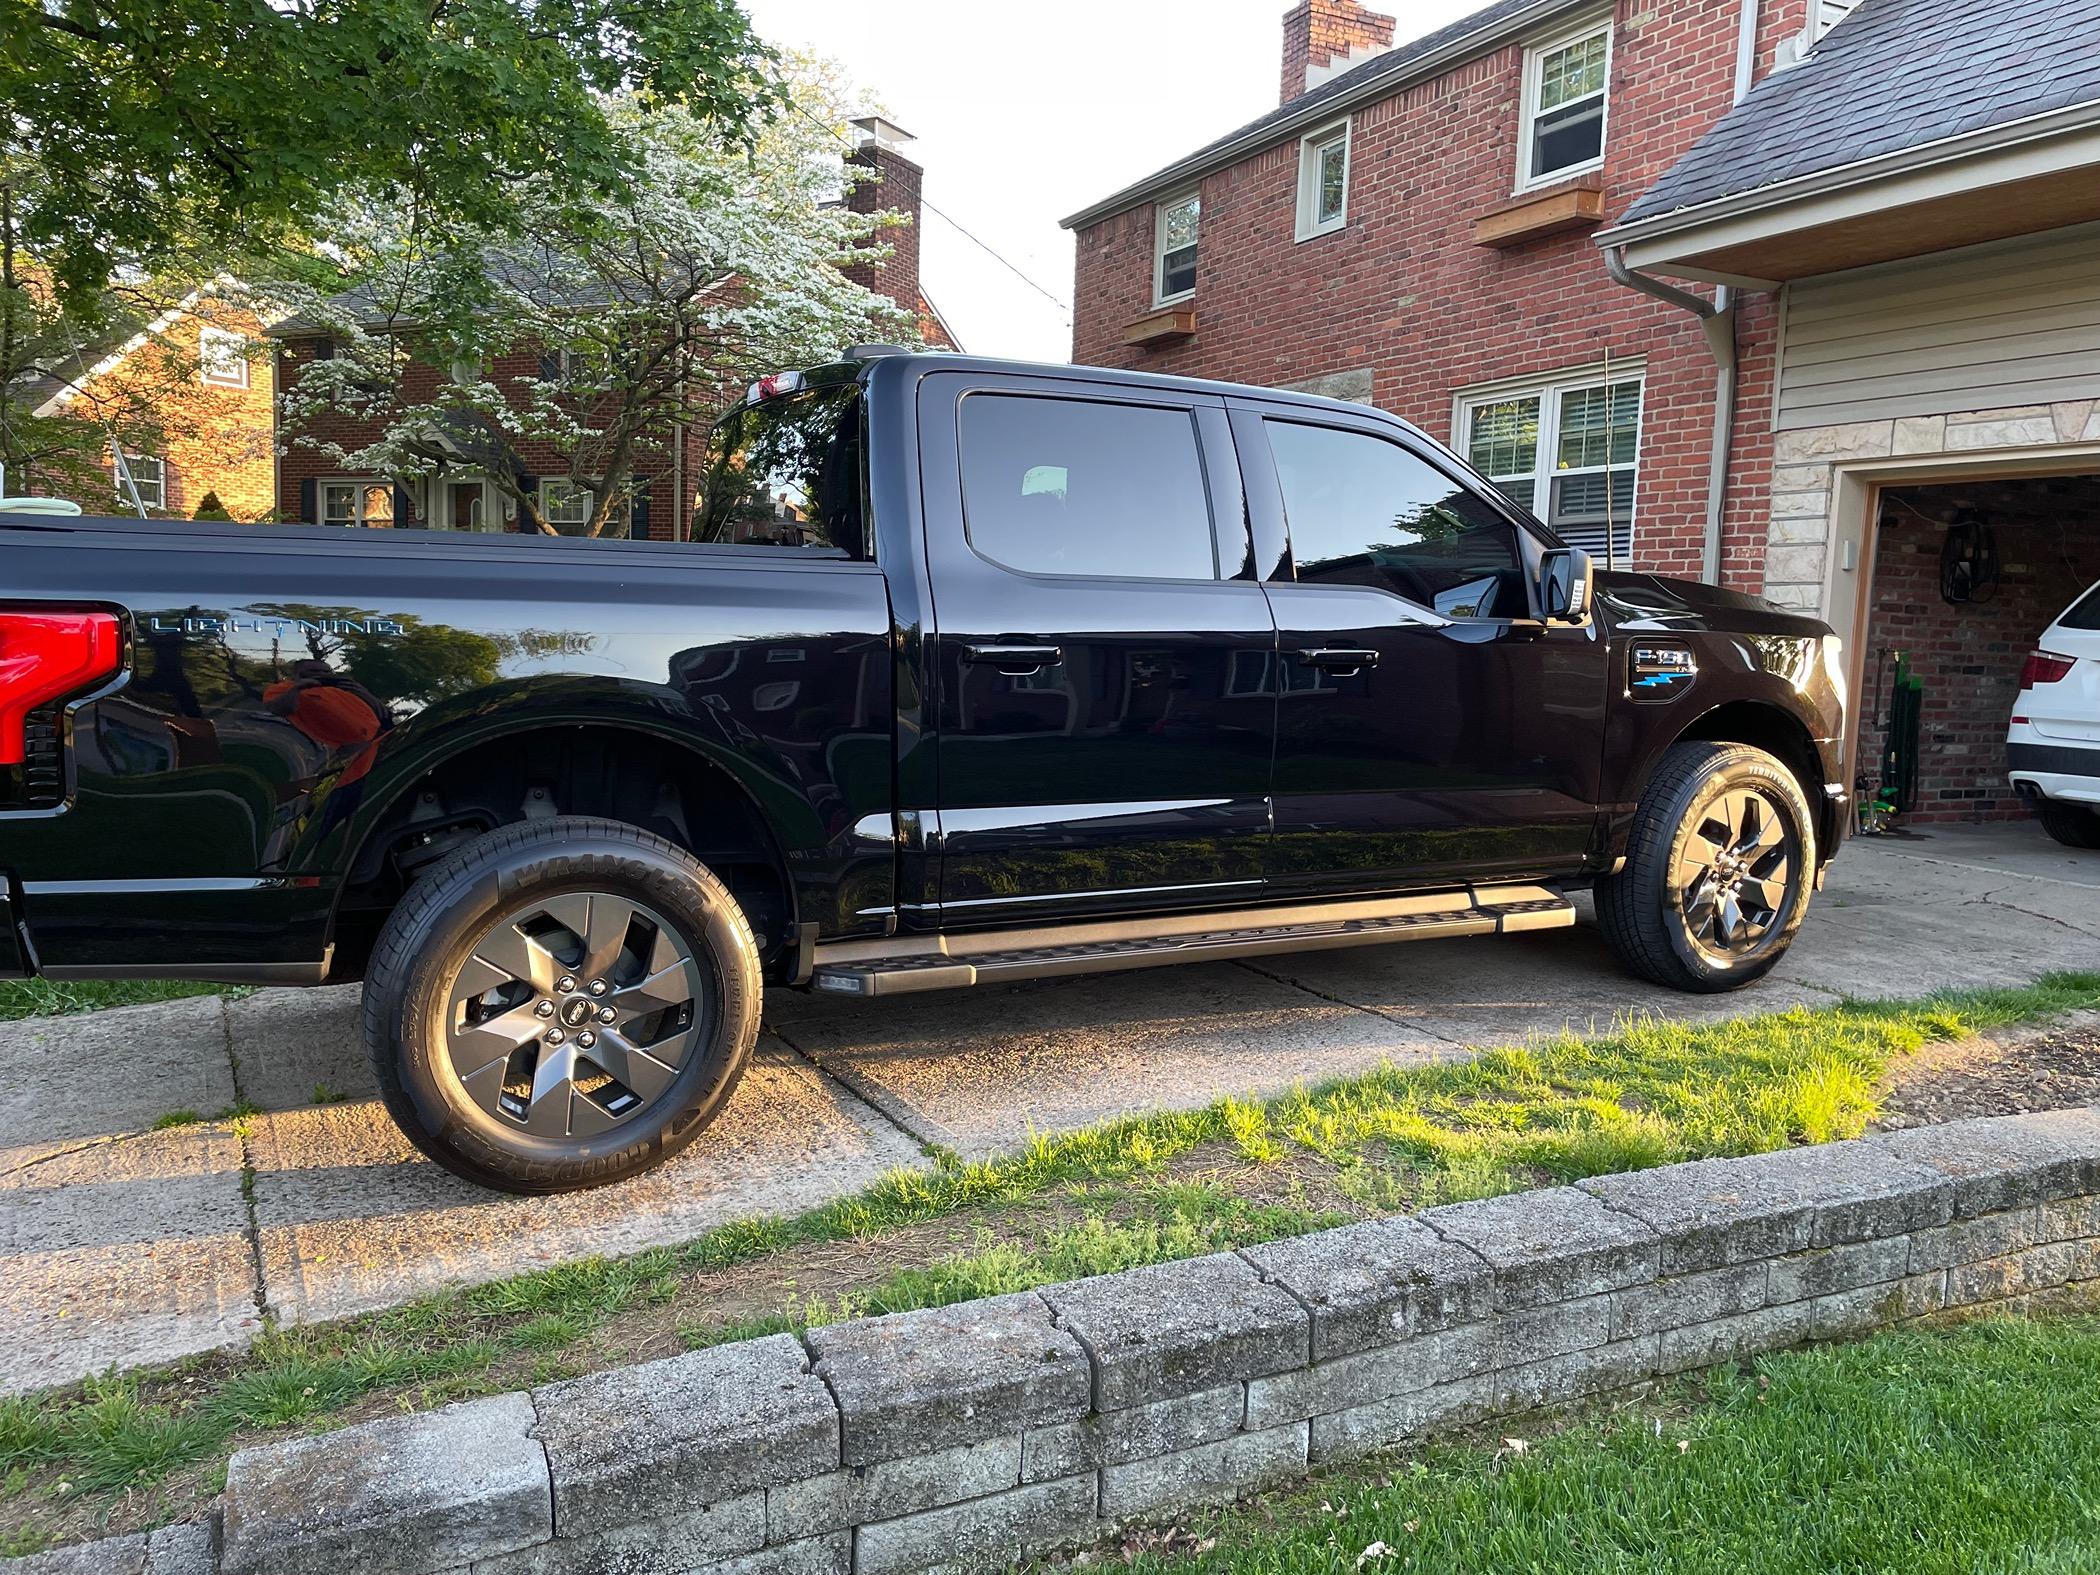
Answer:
[808, 885, 1574, 998]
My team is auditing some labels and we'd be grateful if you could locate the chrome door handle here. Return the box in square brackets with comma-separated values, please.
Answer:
[1302, 647, 1380, 672]
[963, 643, 1062, 673]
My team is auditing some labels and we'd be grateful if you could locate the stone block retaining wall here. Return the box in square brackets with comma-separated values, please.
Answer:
[18, 1109, 2100, 1575]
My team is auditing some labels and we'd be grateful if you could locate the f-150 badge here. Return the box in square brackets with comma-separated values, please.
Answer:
[1630, 643, 1696, 702]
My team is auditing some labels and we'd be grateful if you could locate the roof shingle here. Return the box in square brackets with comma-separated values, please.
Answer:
[1620, 0, 2100, 226]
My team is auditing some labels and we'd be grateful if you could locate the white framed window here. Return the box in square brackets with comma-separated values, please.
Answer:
[1457, 365, 1644, 563]
[1518, 20, 1610, 190]
[117, 453, 165, 511]
[1295, 121, 1351, 241]
[1154, 190, 1200, 305]
[319, 479, 396, 528]
[540, 478, 594, 529]
[198, 326, 250, 389]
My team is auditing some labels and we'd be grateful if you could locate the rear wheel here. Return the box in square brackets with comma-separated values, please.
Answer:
[362, 816, 761, 1193]
[2035, 800, 2100, 849]
[1597, 741, 1816, 993]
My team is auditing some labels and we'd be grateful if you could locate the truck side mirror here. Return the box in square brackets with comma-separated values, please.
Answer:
[1539, 546, 1593, 623]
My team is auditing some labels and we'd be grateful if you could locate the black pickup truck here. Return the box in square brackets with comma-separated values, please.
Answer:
[0, 351, 1847, 1192]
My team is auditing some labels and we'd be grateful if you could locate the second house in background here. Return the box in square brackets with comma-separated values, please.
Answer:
[1063, 0, 1846, 579]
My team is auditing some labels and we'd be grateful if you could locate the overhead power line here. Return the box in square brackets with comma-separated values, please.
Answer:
[796, 106, 1073, 321]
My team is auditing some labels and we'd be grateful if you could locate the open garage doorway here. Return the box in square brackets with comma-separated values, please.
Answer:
[1851, 471, 2100, 828]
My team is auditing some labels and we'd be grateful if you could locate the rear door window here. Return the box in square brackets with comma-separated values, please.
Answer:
[957, 394, 1218, 580]
[2061, 581, 2100, 631]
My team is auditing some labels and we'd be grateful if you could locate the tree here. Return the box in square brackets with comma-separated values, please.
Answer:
[276, 61, 919, 538]
[0, 1, 782, 304]
[192, 491, 232, 520]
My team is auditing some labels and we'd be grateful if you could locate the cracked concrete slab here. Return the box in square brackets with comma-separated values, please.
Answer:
[0, 996, 236, 1171]
[246, 1039, 927, 1326]
[766, 959, 1450, 1158]
[0, 1122, 262, 1393]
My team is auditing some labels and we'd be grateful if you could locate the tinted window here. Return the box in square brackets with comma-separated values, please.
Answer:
[2062, 581, 2100, 631]
[694, 383, 866, 555]
[1268, 420, 1525, 619]
[959, 395, 1217, 579]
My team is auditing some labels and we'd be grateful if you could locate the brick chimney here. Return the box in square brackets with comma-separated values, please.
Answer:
[1280, 0, 1396, 103]
[841, 116, 923, 324]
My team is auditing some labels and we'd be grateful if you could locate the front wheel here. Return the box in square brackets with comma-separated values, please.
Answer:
[362, 816, 762, 1193]
[1596, 742, 1816, 993]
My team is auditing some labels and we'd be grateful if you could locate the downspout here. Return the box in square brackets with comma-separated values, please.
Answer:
[1598, 0, 1758, 586]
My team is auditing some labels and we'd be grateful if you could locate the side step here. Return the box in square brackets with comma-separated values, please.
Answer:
[808, 885, 1575, 998]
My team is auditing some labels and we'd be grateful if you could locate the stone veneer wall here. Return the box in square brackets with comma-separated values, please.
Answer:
[19, 1109, 2100, 1575]
[1763, 398, 2100, 612]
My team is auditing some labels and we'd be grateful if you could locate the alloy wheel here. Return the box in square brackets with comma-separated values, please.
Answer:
[443, 892, 710, 1139]
[1672, 787, 1799, 965]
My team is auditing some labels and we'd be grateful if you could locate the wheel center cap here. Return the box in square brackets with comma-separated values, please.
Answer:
[559, 996, 595, 1029]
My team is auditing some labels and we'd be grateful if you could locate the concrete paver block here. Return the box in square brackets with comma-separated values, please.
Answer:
[1041, 1253, 1308, 1411]
[221, 1392, 550, 1575]
[1241, 1217, 1491, 1359]
[532, 1336, 837, 1535]
[1421, 1186, 1659, 1308]
[806, 1292, 1089, 1466]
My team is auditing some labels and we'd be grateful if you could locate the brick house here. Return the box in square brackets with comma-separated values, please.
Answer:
[1063, 0, 1835, 578]
[1068, 0, 2100, 822]
[25, 287, 275, 519]
[274, 118, 958, 540]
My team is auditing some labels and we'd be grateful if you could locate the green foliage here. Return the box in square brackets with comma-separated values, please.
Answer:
[1121, 1316, 2100, 1574]
[0, 978, 237, 1022]
[0, 1, 783, 302]
[190, 491, 232, 521]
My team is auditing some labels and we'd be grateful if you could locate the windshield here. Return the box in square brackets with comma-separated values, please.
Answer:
[691, 382, 866, 556]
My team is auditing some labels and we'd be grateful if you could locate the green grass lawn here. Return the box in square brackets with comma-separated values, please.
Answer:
[0, 978, 240, 1022]
[2, 971, 2097, 1557]
[1119, 1315, 2100, 1574]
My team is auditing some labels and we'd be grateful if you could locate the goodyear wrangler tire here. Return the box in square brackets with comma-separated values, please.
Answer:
[1596, 741, 1816, 994]
[362, 816, 761, 1193]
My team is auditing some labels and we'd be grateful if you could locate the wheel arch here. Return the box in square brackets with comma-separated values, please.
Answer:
[319, 710, 801, 982]
[1665, 699, 1836, 853]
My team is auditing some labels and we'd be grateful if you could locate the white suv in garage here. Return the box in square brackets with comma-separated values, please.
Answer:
[2010, 579, 2100, 848]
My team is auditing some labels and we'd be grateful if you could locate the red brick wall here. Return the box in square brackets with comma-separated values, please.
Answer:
[1071, 0, 1815, 585]
[1857, 479, 2100, 822]
[1281, 0, 1398, 104]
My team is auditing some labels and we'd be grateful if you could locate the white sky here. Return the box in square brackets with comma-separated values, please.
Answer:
[740, 0, 1484, 364]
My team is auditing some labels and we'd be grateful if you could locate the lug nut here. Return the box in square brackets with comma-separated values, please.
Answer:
[597, 1005, 616, 1023]
[535, 1000, 555, 1018]
[557, 975, 576, 993]
[577, 1031, 596, 1049]
[587, 979, 608, 996]
[546, 1028, 567, 1046]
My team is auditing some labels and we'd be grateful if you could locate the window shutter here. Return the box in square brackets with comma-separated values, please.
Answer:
[393, 484, 415, 528]
[298, 477, 317, 523]
[629, 486, 650, 540]
[314, 337, 335, 361]
[517, 475, 538, 531]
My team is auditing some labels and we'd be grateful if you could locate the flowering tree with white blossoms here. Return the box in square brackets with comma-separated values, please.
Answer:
[275, 61, 918, 537]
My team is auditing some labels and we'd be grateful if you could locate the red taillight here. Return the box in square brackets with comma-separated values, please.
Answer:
[2020, 651, 2076, 688]
[0, 611, 121, 766]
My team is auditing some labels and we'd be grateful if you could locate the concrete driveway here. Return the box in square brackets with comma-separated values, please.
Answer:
[4, 823, 2096, 1393]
